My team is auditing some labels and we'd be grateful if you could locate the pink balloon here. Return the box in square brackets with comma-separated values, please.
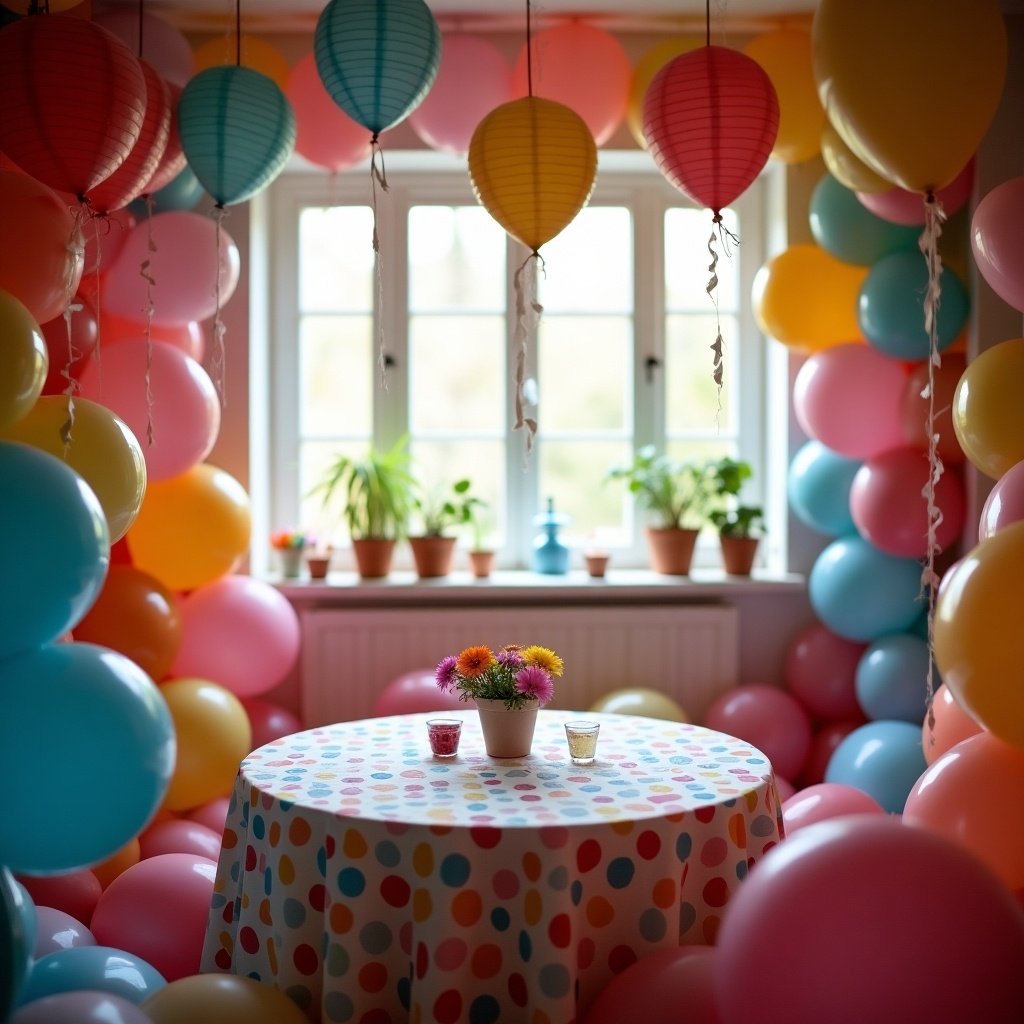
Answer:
[774, 775, 797, 803]
[102, 211, 240, 325]
[898, 353, 967, 465]
[972, 177, 1024, 314]
[90, 853, 217, 982]
[800, 719, 865, 787]
[33, 906, 96, 958]
[781, 782, 885, 835]
[185, 795, 231, 836]
[856, 159, 974, 226]
[373, 668, 466, 717]
[922, 687, 982, 769]
[82, 207, 136, 276]
[171, 575, 301, 699]
[285, 51, 372, 172]
[703, 684, 813, 782]
[77, 338, 220, 481]
[17, 870, 101, 927]
[714, 817, 1024, 1024]
[40, 293, 99, 396]
[784, 622, 866, 722]
[10, 990, 152, 1024]
[793, 343, 909, 460]
[849, 446, 966, 558]
[98, 306, 205, 361]
[409, 34, 514, 155]
[138, 818, 223, 862]
[93, 10, 195, 88]
[979, 459, 1024, 540]
[243, 697, 302, 749]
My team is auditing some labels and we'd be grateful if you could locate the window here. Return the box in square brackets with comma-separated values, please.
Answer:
[263, 151, 768, 571]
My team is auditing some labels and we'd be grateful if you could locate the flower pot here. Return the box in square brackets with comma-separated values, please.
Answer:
[645, 526, 699, 575]
[720, 535, 759, 576]
[468, 549, 496, 579]
[306, 552, 332, 580]
[275, 547, 304, 578]
[409, 535, 457, 578]
[474, 698, 539, 758]
[352, 538, 396, 579]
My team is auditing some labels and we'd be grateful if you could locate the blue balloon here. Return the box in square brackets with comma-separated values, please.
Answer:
[129, 164, 206, 220]
[857, 250, 969, 361]
[0, 643, 175, 875]
[1, 868, 34, 1015]
[856, 633, 936, 722]
[825, 719, 927, 813]
[787, 440, 861, 537]
[16, 946, 165, 1007]
[809, 172, 920, 267]
[809, 536, 924, 642]
[0, 441, 109, 659]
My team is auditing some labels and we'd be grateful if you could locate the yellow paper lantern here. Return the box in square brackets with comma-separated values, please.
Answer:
[626, 36, 703, 149]
[468, 96, 597, 254]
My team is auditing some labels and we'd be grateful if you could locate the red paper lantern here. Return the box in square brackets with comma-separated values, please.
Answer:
[142, 83, 188, 196]
[0, 14, 147, 199]
[642, 45, 779, 216]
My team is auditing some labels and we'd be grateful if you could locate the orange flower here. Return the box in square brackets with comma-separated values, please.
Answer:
[456, 645, 496, 679]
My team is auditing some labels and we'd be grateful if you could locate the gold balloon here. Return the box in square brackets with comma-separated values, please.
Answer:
[192, 34, 291, 92]
[589, 687, 688, 722]
[820, 122, 891, 194]
[144, 973, 310, 1024]
[0, 289, 46, 432]
[626, 35, 702, 149]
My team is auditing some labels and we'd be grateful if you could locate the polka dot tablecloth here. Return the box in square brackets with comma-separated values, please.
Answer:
[200, 711, 783, 1024]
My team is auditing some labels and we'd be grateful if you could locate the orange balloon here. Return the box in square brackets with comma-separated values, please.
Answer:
[91, 836, 141, 889]
[898, 353, 967, 466]
[192, 34, 291, 92]
[626, 36, 703, 149]
[922, 684, 982, 766]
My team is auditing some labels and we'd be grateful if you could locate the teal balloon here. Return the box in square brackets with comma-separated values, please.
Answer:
[858, 250, 969, 360]
[178, 65, 296, 207]
[16, 946, 165, 1006]
[315, 0, 441, 135]
[809, 535, 923, 642]
[0, 642, 175, 875]
[809, 172, 920, 266]
[1, 868, 34, 1015]
[825, 720, 927, 814]
[0, 441, 109, 659]
[129, 164, 206, 219]
[787, 440, 861, 537]
[855, 633, 935, 723]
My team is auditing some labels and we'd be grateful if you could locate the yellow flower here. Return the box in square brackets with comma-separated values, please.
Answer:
[456, 645, 496, 679]
[521, 645, 563, 677]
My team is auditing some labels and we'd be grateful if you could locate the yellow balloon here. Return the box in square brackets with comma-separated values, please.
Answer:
[0, 290, 47, 432]
[192, 34, 292, 92]
[952, 337, 1024, 480]
[126, 462, 251, 592]
[744, 29, 825, 165]
[469, 96, 597, 253]
[626, 35, 703, 149]
[144, 974, 311, 1024]
[935, 523, 1024, 748]
[1, 395, 146, 543]
[820, 121, 892, 194]
[752, 244, 867, 352]
[158, 678, 252, 812]
[589, 687, 688, 722]
[812, 0, 1007, 193]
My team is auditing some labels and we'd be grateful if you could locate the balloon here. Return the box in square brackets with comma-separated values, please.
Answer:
[809, 536, 924, 643]
[922, 684, 983, 766]
[158, 678, 252, 812]
[91, 838, 142, 890]
[898, 353, 967, 466]
[170, 575, 300, 699]
[792, 343, 908, 460]
[588, 687, 688, 723]
[714, 816, 1024, 1024]
[142, 974, 310, 1024]
[626, 36, 702, 149]
[512, 22, 631, 147]
[786, 440, 861, 538]
[16, 871, 102, 929]
[409, 34, 513, 156]
[972, 177, 1024, 313]
[141, 82, 188, 196]
[101, 211, 240, 326]
[0, 290, 47, 431]
[71, 566, 183, 681]
[78, 338, 220, 481]
[783, 622, 866, 722]
[40, 294, 98, 396]
[856, 159, 974, 226]
[193, 34, 291, 91]
[0, 642, 175, 875]
[855, 633, 933, 724]
[92, 9, 195, 88]
[781, 782, 884, 834]
[743, 28, 824, 165]
[934, 523, 1024, 747]
[126, 463, 252, 593]
[751, 244, 867, 351]
[849, 447, 966, 559]
[980, 460, 1024, 540]
[184, 796, 231, 836]
[703, 684, 812, 782]
[242, 698, 302, 749]
[16, 945, 166, 1006]
[0, 442, 110, 658]
[98, 308, 205, 362]
[808, 172, 919, 267]
[952, 337, 1024, 480]
[858, 251, 969, 361]
[1, 867, 33, 1014]
[0, 169, 84, 326]
[373, 668, 468, 717]
[799, 720, 865, 788]
[284, 51, 372, 173]
[90, 854, 216, 982]
[138, 819, 222, 862]
[812, 0, 1007, 194]
[0, 395, 147, 543]
[820, 121, 891, 194]
[142, 164, 207, 214]
[824, 719, 926, 813]
[32, 906, 96, 958]
[10, 990, 153, 1024]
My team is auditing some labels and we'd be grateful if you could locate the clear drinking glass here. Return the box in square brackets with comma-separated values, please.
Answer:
[564, 719, 600, 765]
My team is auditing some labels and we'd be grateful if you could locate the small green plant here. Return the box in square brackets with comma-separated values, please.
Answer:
[606, 445, 716, 530]
[413, 478, 488, 538]
[707, 456, 765, 539]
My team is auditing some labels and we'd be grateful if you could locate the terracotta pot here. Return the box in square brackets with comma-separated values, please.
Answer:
[306, 552, 332, 580]
[352, 538, 396, 579]
[468, 549, 496, 579]
[474, 698, 539, 758]
[720, 535, 759, 576]
[645, 526, 699, 575]
[409, 535, 457, 578]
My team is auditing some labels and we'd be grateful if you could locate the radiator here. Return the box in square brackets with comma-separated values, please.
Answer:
[299, 603, 739, 726]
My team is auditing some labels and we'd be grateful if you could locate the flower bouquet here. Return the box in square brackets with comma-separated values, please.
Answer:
[270, 529, 310, 578]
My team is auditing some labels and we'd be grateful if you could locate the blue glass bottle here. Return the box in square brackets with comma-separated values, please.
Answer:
[532, 497, 570, 574]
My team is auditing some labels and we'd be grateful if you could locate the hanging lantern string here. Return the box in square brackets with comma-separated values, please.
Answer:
[919, 189, 947, 734]
[137, 0, 144, 56]
[513, 250, 543, 457]
[58, 205, 88, 450]
[141, 196, 157, 447]
[370, 133, 390, 390]
[235, 0, 241, 65]
[211, 205, 228, 404]
[706, 212, 739, 403]
[525, 0, 534, 95]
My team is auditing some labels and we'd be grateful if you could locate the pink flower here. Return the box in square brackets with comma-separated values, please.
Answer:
[435, 655, 459, 692]
[514, 666, 554, 704]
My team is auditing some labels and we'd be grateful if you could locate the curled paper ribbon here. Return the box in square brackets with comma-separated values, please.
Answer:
[513, 251, 544, 457]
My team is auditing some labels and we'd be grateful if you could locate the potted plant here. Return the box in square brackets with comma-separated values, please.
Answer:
[409, 477, 487, 579]
[310, 436, 414, 579]
[466, 501, 497, 579]
[606, 445, 716, 575]
[708, 456, 765, 576]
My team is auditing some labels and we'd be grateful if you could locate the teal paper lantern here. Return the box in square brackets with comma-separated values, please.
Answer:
[314, 0, 442, 136]
[178, 65, 296, 208]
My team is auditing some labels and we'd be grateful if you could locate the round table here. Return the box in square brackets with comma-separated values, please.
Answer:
[201, 710, 783, 1023]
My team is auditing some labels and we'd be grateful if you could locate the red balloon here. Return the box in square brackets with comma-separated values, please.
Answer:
[98, 305, 205, 361]
[243, 697, 303, 749]
[81, 207, 136, 277]
[40, 294, 99, 396]
[373, 669, 466, 717]
[782, 782, 884, 835]
[17, 870, 102, 927]
[138, 818, 223, 862]
[800, 719, 865, 787]
[898, 353, 967, 465]
[643, 46, 779, 214]
[784, 622, 866, 722]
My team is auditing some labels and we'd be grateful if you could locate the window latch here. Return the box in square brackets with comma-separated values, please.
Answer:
[644, 355, 661, 384]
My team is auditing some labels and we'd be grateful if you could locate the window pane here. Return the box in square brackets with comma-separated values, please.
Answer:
[299, 207, 374, 311]
[538, 440, 629, 544]
[665, 312, 738, 435]
[665, 206, 740, 310]
[300, 439, 364, 545]
[299, 315, 373, 437]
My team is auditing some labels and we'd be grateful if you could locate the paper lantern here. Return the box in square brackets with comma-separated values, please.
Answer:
[468, 96, 597, 253]
[142, 83, 188, 196]
[0, 14, 146, 198]
[643, 45, 779, 217]
[178, 65, 296, 208]
[314, 0, 441, 136]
